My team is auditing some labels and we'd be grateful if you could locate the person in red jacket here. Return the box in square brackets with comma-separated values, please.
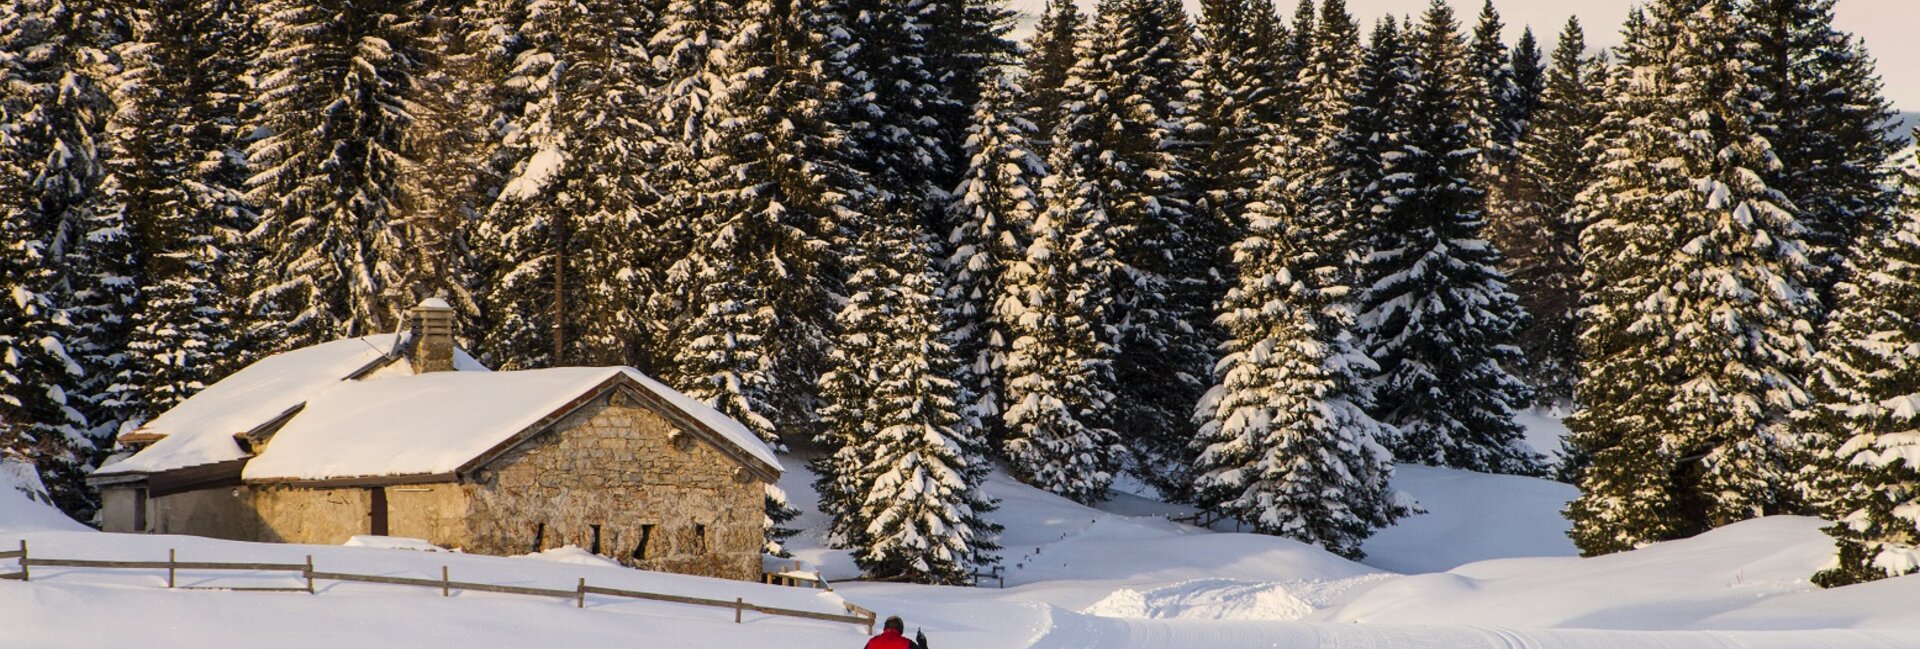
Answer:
[865, 616, 918, 649]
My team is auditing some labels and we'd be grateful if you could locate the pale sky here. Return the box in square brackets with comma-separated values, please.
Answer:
[1011, 0, 1920, 111]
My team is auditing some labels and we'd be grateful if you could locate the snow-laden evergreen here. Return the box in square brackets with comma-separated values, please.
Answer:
[668, 0, 867, 549]
[1000, 134, 1123, 506]
[1486, 18, 1605, 407]
[818, 212, 999, 585]
[99, 0, 253, 433]
[945, 76, 1046, 448]
[1567, 0, 1820, 555]
[0, 0, 112, 519]
[245, 0, 427, 349]
[1465, 0, 1518, 170]
[1020, 0, 1083, 141]
[1192, 124, 1407, 560]
[1358, 0, 1540, 477]
[478, 0, 660, 370]
[1056, 0, 1216, 498]
[1741, 0, 1898, 301]
[1806, 149, 1920, 587]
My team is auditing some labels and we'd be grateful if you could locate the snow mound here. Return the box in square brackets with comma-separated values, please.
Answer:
[1320, 516, 1920, 630]
[0, 458, 87, 532]
[519, 545, 623, 568]
[1083, 578, 1317, 620]
[343, 536, 449, 552]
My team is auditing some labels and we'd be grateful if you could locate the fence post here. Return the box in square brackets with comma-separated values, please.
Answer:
[167, 549, 176, 588]
[304, 555, 314, 594]
[19, 540, 26, 582]
[734, 597, 744, 623]
[441, 566, 450, 597]
[576, 578, 586, 608]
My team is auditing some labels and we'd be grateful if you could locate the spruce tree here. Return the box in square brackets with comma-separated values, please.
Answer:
[1487, 18, 1604, 407]
[1000, 129, 1124, 505]
[1021, 0, 1083, 140]
[818, 212, 998, 585]
[1359, 0, 1540, 476]
[1806, 148, 1920, 587]
[478, 0, 661, 370]
[1566, 0, 1819, 554]
[946, 76, 1046, 448]
[1464, 0, 1518, 172]
[246, 0, 429, 349]
[1193, 125, 1407, 560]
[1507, 27, 1544, 135]
[1742, 0, 1897, 301]
[671, 0, 868, 549]
[1056, 0, 1216, 498]
[0, 0, 112, 519]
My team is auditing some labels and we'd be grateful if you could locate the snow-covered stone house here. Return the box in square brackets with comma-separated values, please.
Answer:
[89, 300, 781, 581]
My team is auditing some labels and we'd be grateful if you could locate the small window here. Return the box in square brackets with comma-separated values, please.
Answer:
[632, 524, 655, 561]
[531, 523, 546, 553]
[589, 524, 603, 555]
[692, 524, 708, 555]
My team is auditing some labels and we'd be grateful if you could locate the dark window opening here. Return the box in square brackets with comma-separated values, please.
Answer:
[132, 488, 148, 532]
[632, 524, 654, 561]
[693, 524, 708, 555]
[589, 524, 603, 555]
[532, 523, 546, 553]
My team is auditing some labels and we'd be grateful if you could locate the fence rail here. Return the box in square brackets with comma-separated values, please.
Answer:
[0, 539, 873, 633]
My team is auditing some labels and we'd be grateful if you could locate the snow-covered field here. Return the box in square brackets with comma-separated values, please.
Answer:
[4, 447, 1919, 648]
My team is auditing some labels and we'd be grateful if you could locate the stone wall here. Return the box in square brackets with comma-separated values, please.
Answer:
[465, 388, 765, 580]
[249, 485, 368, 543]
[149, 487, 265, 541]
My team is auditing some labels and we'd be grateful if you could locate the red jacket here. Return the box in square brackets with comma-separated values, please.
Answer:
[865, 629, 912, 649]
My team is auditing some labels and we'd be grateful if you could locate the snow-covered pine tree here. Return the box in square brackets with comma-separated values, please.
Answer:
[1192, 121, 1407, 560]
[1741, 0, 1897, 302]
[1465, 0, 1517, 171]
[1565, 0, 1820, 555]
[1805, 145, 1920, 587]
[1294, 0, 1360, 152]
[476, 0, 659, 369]
[819, 208, 999, 585]
[391, 5, 492, 344]
[103, 0, 252, 425]
[1021, 0, 1083, 141]
[1507, 27, 1544, 137]
[945, 75, 1047, 450]
[1000, 145, 1124, 505]
[1055, 0, 1216, 498]
[1359, 0, 1541, 476]
[1323, 14, 1407, 271]
[1486, 18, 1604, 409]
[672, 0, 869, 548]
[246, 0, 431, 349]
[829, 0, 952, 224]
[1188, 0, 1289, 236]
[0, 0, 113, 519]
[920, 0, 1016, 193]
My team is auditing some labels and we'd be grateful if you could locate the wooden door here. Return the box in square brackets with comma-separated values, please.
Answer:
[369, 487, 389, 536]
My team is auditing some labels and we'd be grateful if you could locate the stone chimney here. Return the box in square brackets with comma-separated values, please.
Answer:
[407, 298, 458, 374]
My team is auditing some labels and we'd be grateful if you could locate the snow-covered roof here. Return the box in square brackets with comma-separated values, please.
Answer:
[95, 334, 488, 476]
[240, 367, 781, 482]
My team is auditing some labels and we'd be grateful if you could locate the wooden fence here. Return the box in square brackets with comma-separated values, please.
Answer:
[0, 540, 874, 634]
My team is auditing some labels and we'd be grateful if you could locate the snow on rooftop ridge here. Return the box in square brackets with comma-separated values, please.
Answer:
[240, 366, 781, 482]
[96, 334, 489, 476]
[417, 297, 452, 309]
